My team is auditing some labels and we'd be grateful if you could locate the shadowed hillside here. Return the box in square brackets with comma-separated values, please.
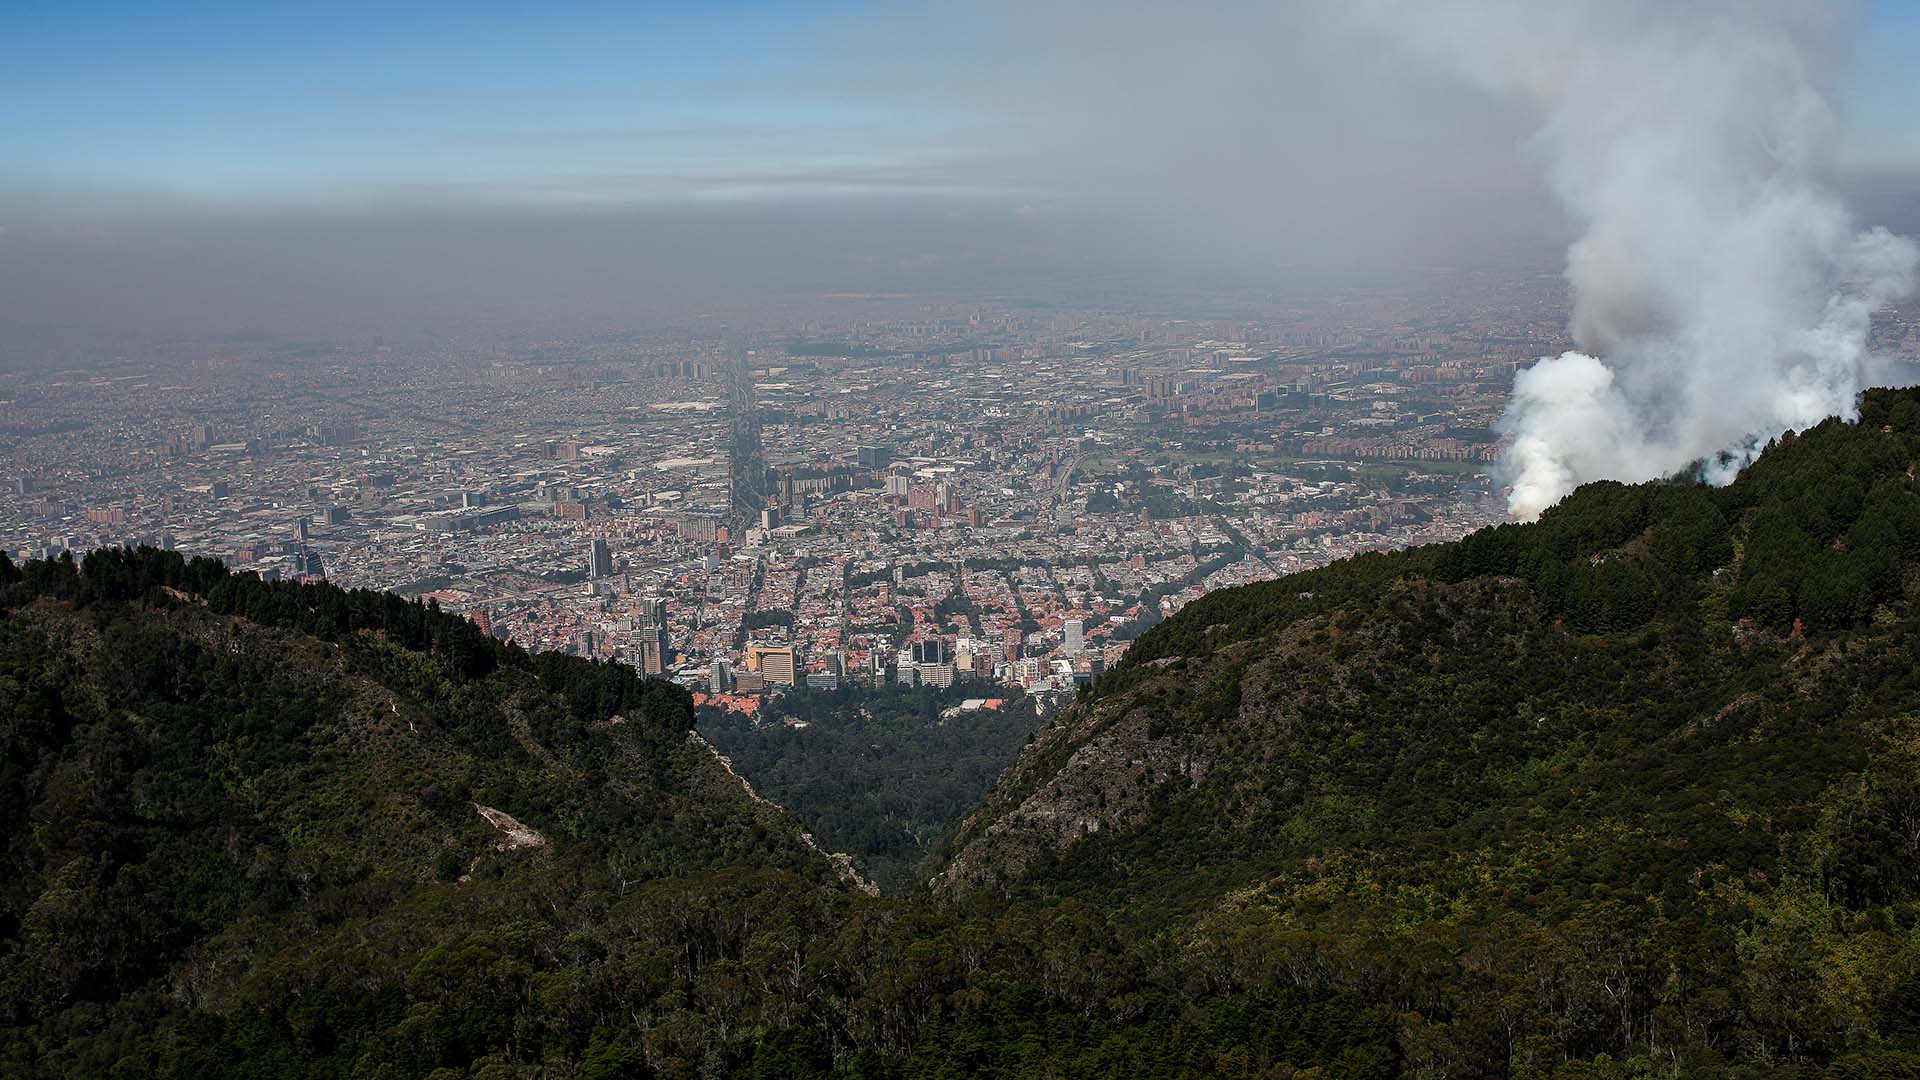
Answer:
[0, 551, 1399, 1079]
[940, 387, 1920, 1076]
[14, 391, 1920, 1077]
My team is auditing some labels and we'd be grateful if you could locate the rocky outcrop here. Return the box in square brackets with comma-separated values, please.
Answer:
[474, 804, 546, 851]
[935, 577, 1545, 897]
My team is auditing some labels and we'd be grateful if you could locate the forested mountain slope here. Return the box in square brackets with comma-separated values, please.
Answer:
[14, 390, 1920, 1078]
[0, 552, 1404, 1080]
[699, 683, 1045, 895]
[935, 387, 1920, 1074]
[0, 551, 859, 1075]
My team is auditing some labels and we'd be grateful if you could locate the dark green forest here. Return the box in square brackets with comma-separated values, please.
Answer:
[941, 387, 1920, 1078]
[0, 548, 1395, 1079]
[699, 684, 1043, 894]
[10, 389, 1920, 1077]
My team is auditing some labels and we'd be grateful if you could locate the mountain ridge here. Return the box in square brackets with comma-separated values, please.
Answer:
[11, 390, 1920, 1076]
[924, 388, 1920, 1073]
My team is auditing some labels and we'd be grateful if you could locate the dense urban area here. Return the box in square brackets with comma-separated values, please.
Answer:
[8, 271, 1919, 712]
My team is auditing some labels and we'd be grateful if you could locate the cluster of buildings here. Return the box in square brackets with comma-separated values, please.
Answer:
[15, 275, 1906, 704]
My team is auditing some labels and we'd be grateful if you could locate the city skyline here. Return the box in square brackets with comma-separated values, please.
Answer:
[11, 7, 1920, 1073]
[5, 1, 1920, 690]
[1, 277, 1595, 696]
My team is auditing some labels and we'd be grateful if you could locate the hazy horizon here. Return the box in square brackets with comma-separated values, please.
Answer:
[7, 1, 1919, 349]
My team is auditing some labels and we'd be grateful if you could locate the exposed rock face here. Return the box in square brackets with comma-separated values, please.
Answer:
[933, 690, 1205, 894]
[937, 577, 1545, 898]
[474, 804, 546, 851]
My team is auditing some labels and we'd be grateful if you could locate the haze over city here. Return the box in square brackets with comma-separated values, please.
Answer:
[7, 0, 1920, 668]
[6, 2, 1916, 334]
[16, 3, 1920, 1078]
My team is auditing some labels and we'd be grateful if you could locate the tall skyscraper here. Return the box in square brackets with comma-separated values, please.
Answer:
[638, 597, 669, 675]
[1063, 618, 1085, 655]
[588, 538, 614, 578]
[640, 597, 667, 629]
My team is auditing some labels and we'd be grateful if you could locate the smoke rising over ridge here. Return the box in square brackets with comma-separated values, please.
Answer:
[5, 0, 1918, 388]
[1360, 0, 1919, 519]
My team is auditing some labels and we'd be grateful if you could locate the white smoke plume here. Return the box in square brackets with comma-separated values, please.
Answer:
[1353, 0, 1918, 519]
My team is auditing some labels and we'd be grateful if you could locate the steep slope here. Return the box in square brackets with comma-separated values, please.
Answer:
[0, 552, 1403, 1080]
[937, 387, 1920, 1074]
[698, 683, 1044, 894]
[0, 551, 858, 1076]
[16, 390, 1920, 1078]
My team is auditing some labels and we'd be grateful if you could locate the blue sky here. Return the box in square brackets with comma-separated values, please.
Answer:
[2, 0, 1919, 210]
[0, 0, 974, 206]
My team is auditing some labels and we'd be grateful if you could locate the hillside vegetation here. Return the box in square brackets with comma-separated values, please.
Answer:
[699, 683, 1043, 894]
[12, 389, 1920, 1077]
[940, 387, 1920, 1076]
[0, 550, 1398, 1079]
[0, 551, 854, 1075]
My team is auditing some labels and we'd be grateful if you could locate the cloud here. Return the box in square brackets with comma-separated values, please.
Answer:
[2, 0, 1911, 354]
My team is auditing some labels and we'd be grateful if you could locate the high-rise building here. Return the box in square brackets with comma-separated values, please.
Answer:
[640, 597, 667, 629]
[676, 514, 721, 543]
[588, 538, 614, 578]
[638, 597, 669, 675]
[1063, 618, 1085, 655]
[639, 636, 667, 675]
